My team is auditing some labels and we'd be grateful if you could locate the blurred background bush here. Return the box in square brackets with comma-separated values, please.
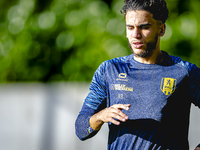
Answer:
[0, 0, 199, 83]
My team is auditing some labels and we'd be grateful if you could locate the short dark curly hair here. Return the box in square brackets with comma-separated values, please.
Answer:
[121, 0, 169, 23]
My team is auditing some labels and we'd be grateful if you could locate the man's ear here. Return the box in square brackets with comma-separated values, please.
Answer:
[159, 23, 166, 37]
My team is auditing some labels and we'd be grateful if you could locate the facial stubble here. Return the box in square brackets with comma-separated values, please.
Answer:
[128, 34, 159, 58]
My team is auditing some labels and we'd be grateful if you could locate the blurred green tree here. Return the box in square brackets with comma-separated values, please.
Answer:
[0, 0, 199, 82]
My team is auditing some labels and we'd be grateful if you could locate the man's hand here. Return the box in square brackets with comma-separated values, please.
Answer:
[89, 104, 131, 131]
[195, 147, 200, 150]
[98, 104, 131, 125]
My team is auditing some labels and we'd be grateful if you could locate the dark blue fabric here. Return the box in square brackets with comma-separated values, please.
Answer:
[75, 51, 200, 149]
[197, 143, 200, 147]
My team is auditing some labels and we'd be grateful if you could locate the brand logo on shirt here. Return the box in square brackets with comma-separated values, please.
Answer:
[119, 73, 127, 78]
[160, 78, 177, 95]
[116, 73, 128, 81]
[111, 84, 133, 92]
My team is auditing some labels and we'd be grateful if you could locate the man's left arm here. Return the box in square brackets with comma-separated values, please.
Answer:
[188, 63, 200, 108]
[188, 63, 200, 149]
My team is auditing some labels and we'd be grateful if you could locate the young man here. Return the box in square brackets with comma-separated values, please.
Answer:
[75, 0, 200, 149]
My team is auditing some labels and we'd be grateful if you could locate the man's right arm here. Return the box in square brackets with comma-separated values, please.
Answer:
[75, 103, 99, 141]
[75, 61, 130, 140]
[75, 62, 108, 140]
[75, 103, 130, 140]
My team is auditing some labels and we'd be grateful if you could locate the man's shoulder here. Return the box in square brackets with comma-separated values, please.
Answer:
[94, 55, 132, 75]
[163, 51, 182, 64]
[101, 54, 132, 66]
[164, 51, 199, 73]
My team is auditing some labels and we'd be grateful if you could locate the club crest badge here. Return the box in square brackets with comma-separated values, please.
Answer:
[160, 78, 177, 95]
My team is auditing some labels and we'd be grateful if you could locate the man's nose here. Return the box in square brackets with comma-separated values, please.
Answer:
[132, 28, 142, 38]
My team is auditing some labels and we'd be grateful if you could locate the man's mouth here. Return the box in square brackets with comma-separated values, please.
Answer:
[132, 42, 144, 49]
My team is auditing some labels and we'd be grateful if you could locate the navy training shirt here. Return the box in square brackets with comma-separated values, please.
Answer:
[75, 51, 200, 150]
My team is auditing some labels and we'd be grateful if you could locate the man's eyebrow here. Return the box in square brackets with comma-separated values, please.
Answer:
[126, 23, 152, 27]
[138, 23, 152, 27]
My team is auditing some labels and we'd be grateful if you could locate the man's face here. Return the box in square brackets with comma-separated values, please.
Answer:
[126, 10, 163, 58]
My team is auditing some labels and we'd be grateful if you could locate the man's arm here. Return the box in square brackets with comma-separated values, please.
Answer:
[187, 63, 200, 150]
[75, 59, 131, 140]
[75, 103, 130, 140]
[75, 61, 108, 140]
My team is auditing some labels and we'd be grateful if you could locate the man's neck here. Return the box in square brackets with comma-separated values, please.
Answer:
[133, 50, 163, 64]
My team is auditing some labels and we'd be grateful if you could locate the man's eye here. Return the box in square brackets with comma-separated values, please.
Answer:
[128, 27, 133, 30]
[141, 26, 150, 29]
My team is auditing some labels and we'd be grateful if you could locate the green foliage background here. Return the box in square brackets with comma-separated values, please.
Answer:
[0, 0, 200, 82]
